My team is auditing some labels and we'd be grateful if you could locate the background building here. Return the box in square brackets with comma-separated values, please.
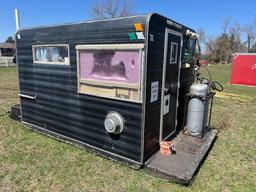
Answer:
[0, 43, 16, 56]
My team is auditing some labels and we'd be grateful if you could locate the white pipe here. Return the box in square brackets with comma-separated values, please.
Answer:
[15, 8, 20, 31]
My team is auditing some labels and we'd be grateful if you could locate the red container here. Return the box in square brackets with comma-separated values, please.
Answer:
[160, 141, 172, 156]
[230, 53, 256, 86]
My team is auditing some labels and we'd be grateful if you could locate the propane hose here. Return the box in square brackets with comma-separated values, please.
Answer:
[198, 77, 223, 92]
[210, 81, 223, 92]
[198, 66, 223, 92]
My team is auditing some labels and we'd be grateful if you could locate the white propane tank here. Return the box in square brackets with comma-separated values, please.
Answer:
[186, 83, 209, 136]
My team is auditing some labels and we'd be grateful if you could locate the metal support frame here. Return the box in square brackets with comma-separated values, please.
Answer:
[182, 92, 216, 138]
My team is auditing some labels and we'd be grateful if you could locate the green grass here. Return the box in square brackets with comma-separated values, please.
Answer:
[0, 65, 256, 191]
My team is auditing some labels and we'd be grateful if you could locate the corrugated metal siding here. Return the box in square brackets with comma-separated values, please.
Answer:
[16, 16, 147, 164]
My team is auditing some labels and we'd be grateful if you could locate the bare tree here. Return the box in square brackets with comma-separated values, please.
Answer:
[90, 0, 133, 19]
[243, 24, 255, 52]
[229, 22, 244, 52]
[251, 42, 256, 52]
[229, 22, 242, 41]
[205, 36, 216, 55]
[201, 17, 256, 63]
[196, 28, 206, 55]
[222, 17, 230, 34]
[204, 36, 218, 63]
[197, 28, 206, 43]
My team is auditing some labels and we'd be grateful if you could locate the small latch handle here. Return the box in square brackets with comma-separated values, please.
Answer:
[18, 94, 37, 100]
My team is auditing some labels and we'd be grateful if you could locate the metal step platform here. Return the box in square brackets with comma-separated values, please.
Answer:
[145, 129, 218, 185]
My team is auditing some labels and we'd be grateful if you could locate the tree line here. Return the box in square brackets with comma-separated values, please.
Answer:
[198, 18, 256, 64]
[90, 1, 256, 64]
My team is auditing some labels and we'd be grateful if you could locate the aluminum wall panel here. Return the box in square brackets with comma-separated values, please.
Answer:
[16, 16, 147, 164]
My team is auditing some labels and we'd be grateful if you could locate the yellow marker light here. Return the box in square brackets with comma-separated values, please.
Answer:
[134, 23, 143, 31]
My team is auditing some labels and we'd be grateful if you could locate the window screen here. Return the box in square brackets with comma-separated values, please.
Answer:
[79, 50, 140, 85]
[33, 45, 69, 64]
[170, 42, 178, 64]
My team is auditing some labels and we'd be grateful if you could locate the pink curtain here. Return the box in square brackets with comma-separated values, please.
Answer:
[79, 50, 140, 84]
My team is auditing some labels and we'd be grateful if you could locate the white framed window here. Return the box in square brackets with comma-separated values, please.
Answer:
[32, 44, 70, 65]
[170, 42, 178, 64]
[76, 44, 144, 103]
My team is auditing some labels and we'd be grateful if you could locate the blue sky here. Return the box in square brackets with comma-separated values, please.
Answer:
[0, 0, 255, 42]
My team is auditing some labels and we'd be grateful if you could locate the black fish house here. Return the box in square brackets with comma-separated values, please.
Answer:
[16, 13, 217, 184]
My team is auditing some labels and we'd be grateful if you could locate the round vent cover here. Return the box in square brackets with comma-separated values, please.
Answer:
[104, 112, 124, 134]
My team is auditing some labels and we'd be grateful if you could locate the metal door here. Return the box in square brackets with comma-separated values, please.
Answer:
[160, 29, 182, 141]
